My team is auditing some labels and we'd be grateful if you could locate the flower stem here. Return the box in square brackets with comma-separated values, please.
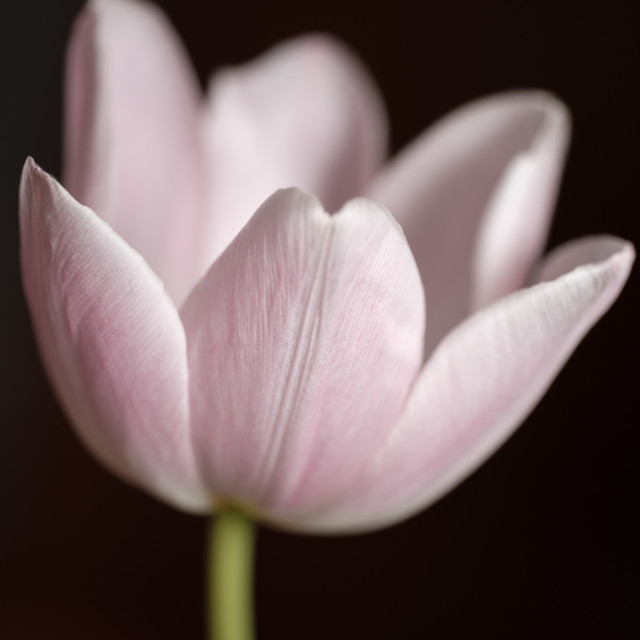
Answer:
[207, 507, 256, 640]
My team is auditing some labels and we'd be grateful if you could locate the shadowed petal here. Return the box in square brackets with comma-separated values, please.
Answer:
[198, 34, 387, 273]
[20, 159, 208, 512]
[366, 92, 570, 356]
[64, 0, 205, 304]
[181, 189, 423, 517]
[289, 237, 634, 532]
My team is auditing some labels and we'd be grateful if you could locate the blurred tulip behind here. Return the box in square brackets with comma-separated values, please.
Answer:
[1, 1, 638, 638]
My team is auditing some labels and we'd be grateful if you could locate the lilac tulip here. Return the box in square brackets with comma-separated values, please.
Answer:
[20, 0, 633, 533]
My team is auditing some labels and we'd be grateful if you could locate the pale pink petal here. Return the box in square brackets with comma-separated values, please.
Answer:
[290, 237, 634, 532]
[366, 92, 570, 356]
[198, 34, 387, 273]
[20, 159, 208, 512]
[181, 189, 423, 519]
[64, 0, 204, 305]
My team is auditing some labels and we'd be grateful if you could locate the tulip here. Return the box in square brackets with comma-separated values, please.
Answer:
[21, 2, 635, 637]
[21, 0, 634, 537]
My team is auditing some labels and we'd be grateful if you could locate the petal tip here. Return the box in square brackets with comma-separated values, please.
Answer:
[82, 0, 128, 23]
[535, 235, 635, 287]
[20, 157, 63, 198]
[21, 155, 41, 179]
[531, 91, 571, 149]
[482, 89, 572, 149]
[502, 90, 572, 152]
[20, 156, 38, 186]
[505, 89, 570, 119]
[266, 186, 326, 212]
[20, 157, 53, 216]
[608, 238, 635, 282]
[338, 195, 399, 229]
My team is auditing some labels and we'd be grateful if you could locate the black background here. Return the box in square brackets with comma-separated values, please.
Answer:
[1, 1, 638, 638]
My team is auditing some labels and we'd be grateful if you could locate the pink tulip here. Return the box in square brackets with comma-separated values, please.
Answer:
[20, 0, 633, 533]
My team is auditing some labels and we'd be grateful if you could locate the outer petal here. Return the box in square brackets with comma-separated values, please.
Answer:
[366, 92, 570, 356]
[64, 0, 204, 305]
[20, 159, 208, 512]
[290, 237, 634, 532]
[197, 34, 387, 273]
[181, 189, 424, 520]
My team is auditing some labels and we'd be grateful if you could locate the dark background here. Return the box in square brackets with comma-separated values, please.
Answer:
[1, 1, 638, 638]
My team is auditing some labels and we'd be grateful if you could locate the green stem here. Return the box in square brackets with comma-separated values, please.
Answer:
[207, 507, 256, 640]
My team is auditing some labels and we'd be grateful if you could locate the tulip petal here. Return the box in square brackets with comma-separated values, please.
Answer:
[366, 92, 570, 356]
[20, 159, 208, 512]
[198, 34, 387, 271]
[181, 189, 424, 518]
[291, 237, 634, 532]
[64, 0, 204, 304]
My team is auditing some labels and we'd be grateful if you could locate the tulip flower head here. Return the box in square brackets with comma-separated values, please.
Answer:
[20, 0, 634, 535]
